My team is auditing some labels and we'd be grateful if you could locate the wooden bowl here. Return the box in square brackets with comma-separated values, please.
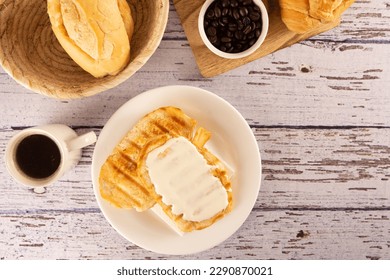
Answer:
[0, 0, 169, 99]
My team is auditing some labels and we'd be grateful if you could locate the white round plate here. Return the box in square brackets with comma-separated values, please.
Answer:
[91, 85, 261, 255]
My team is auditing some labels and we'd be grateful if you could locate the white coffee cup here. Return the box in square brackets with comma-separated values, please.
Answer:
[5, 124, 97, 193]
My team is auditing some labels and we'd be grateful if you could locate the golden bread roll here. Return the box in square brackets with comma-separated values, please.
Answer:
[279, 0, 355, 34]
[47, 0, 133, 78]
[99, 107, 233, 232]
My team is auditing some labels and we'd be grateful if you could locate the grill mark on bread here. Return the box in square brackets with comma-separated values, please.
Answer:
[101, 185, 140, 209]
[140, 130, 151, 139]
[107, 160, 150, 197]
[116, 150, 137, 171]
[127, 139, 142, 150]
[114, 185, 141, 208]
[100, 169, 141, 209]
[171, 115, 187, 128]
[151, 121, 170, 134]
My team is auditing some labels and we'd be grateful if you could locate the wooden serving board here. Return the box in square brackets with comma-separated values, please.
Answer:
[173, 0, 340, 77]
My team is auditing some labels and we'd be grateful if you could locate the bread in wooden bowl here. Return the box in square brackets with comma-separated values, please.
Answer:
[0, 0, 169, 98]
[47, 0, 134, 78]
[279, 0, 355, 34]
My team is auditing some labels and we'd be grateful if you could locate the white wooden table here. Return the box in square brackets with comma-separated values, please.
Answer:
[1, 0, 389, 259]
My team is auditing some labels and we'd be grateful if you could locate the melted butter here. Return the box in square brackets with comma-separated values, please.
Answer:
[146, 137, 228, 222]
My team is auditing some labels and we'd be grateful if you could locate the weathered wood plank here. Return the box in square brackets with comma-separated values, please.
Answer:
[1, 128, 389, 212]
[1, 40, 389, 127]
[1, 210, 389, 259]
[0, 0, 389, 261]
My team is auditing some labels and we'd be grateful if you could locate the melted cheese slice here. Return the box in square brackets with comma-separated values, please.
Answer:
[146, 137, 229, 222]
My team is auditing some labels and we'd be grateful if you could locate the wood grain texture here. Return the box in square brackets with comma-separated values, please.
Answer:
[173, 0, 340, 77]
[1, 40, 388, 127]
[0, 0, 389, 259]
[1, 210, 389, 260]
[1, 128, 389, 259]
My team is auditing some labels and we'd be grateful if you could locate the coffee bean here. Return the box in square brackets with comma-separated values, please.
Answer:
[230, 0, 238, 8]
[243, 25, 252, 35]
[237, 20, 244, 30]
[218, 19, 226, 27]
[228, 23, 237, 31]
[226, 30, 234, 38]
[249, 12, 261, 21]
[215, 38, 221, 47]
[234, 30, 244, 40]
[242, 0, 252, 5]
[222, 16, 229, 24]
[206, 26, 217, 37]
[242, 16, 251, 26]
[255, 29, 261, 38]
[214, 6, 222, 18]
[206, 9, 215, 19]
[221, 37, 232, 43]
[251, 21, 256, 31]
[221, 0, 230, 8]
[209, 35, 218, 44]
[227, 46, 235, 53]
[233, 9, 240, 20]
[222, 8, 229, 16]
[239, 7, 248, 17]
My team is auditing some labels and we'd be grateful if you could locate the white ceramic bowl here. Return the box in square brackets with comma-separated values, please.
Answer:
[198, 0, 269, 59]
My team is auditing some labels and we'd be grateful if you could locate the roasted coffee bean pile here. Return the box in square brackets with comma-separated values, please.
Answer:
[203, 0, 263, 54]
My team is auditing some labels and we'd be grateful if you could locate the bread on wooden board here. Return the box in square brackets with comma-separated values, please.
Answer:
[279, 0, 355, 34]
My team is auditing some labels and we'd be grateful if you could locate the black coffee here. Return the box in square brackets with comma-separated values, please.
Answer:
[204, 0, 263, 53]
[15, 134, 61, 179]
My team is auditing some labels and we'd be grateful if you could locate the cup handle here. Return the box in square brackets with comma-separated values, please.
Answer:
[66, 131, 97, 151]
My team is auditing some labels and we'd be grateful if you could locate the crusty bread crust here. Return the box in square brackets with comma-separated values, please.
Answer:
[279, 0, 355, 34]
[47, 0, 133, 77]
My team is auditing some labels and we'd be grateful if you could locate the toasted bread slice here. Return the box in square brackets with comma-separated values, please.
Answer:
[99, 107, 197, 211]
